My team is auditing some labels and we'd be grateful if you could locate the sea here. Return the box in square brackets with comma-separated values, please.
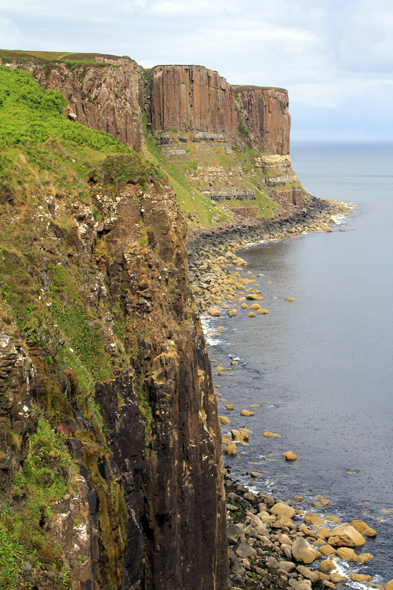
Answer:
[203, 142, 393, 583]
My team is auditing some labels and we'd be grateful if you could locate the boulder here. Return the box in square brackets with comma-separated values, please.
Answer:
[278, 533, 293, 546]
[351, 519, 377, 537]
[318, 560, 336, 574]
[256, 308, 270, 314]
[270, 502, 296, 519]
[303, 512, 324, 526]
[278, 561, 296, 573]
[224, 404, 234, 410]
[208, 306, 221, 316]
[234, 542, 257, 559]
[325, 515, 340, 522]
[231, 429, 249, 442]
[223, 442, 238, 455]
[316, 527, 331, 539]
[285, 297, 295, 301]
[272, 515, 294, 528]
[228, 309, 237, 316]
[227, 523, 244, 544]
[291, 537, 318, 564]
[350, 574, 371, 582]
[319, 545, 336, 557]
[263, 431, 281, 437]
[218, 416, 230, 424]
[248, 312, 256, 317]
[283, 451, 298, 460]
[240, 410, 254, 416]
[296, 565, 320, 583]
[328, 523, 366, 547]
[240, 303, 249, 309]
[243, 491, 258, 502]
[385, 581, 393, 590]
[249, 404, 260, 408]
[330, 573, 346, 583]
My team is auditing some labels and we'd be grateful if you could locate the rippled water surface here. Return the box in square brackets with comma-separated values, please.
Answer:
[207, 142, 393, 582]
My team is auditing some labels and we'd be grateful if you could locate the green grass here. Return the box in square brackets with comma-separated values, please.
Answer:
[0, 67, 128, 151]
[0, 416, 77, 590]
[143, 134, 230, 226]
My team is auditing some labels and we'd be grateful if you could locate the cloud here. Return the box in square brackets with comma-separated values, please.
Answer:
[0, 0, 392, 139]
[0, 17, 21, 48]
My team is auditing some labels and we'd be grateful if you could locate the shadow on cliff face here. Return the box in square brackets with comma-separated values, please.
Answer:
[0, 149, 228, 590]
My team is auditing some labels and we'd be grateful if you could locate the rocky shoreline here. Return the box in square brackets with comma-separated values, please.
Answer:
[186, 197, 392, 590]
[187, 196, 353, 314]
[223, 477, 391, 590]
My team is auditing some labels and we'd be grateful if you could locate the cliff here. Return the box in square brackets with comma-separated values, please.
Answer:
[1, 51, 307, 219]
[150, 65, 237, 138]
[0, 51, 312, 590]
[1, 51, 144, 152]
[0, 67, 227, 590]
[233, 86, 291, 155]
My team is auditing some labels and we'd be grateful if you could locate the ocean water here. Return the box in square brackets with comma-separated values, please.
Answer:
[206, 142, 393, 582]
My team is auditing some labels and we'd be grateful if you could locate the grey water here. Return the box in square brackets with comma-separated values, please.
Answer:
[209, 142, 393, 582]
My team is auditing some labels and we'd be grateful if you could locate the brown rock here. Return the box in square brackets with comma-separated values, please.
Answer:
[224, 404, 234, 410]
[240, 409, 254, 416]
[351, 519, 377, 537]
[150, 65, 237, 137]
[330, 573, 346, 583]
[296, 565, 319, 583]
[21, 56, 145, 151]
[328, 523, 366, 547]
[291, 537, 318, 564]
[263, 431, 282, 437]
[350, 574, 372, 583]
[385, 581, 393, 590]
[320, 545, 336, 557]
[223, 442, 238, 455]
[283, 451, 298, 461]
[218, 416, 230, 424]
[231, 429, 249, 443]
[303, 513, 325, 526]
[233, 86, 291, 154]
[270, 502, 296, 519]
[318, 560, 336, 574]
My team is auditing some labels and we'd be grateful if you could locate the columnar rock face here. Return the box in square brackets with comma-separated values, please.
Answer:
[93, 178, 228, 590]
[150, 65, 237, 138]
[234, 86, 291, 155]
[20, 55, 145, 152]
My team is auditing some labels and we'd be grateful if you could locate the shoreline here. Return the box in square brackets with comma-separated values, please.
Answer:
[186, 197, 392, 590]
[187, 195, 353, 314]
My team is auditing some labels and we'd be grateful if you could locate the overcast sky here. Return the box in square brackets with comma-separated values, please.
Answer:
[1, 0, 393, 141]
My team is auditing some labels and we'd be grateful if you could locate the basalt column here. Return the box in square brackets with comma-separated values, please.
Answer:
[150, 65, 237, 138]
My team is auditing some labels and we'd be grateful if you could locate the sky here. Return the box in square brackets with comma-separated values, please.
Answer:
[1, 0, 393, 141]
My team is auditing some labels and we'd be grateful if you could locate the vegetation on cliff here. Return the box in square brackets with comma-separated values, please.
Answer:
[0, 64, 228, 589]
[0, 68, 155, 588]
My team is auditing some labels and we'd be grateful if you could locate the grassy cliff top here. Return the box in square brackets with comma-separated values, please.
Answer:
[232, 84, 286, 92]
[0, 49, 130, 66]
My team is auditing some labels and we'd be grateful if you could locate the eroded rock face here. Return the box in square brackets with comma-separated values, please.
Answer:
[92, 181, 228, 589]
[0, 332, 37, 498]
[19, 55, 145, 152]
[150, 65, 237, 138]
[234, 87, 291, 155]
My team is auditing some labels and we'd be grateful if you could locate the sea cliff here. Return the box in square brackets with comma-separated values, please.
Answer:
[0, 50, 348, 590]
